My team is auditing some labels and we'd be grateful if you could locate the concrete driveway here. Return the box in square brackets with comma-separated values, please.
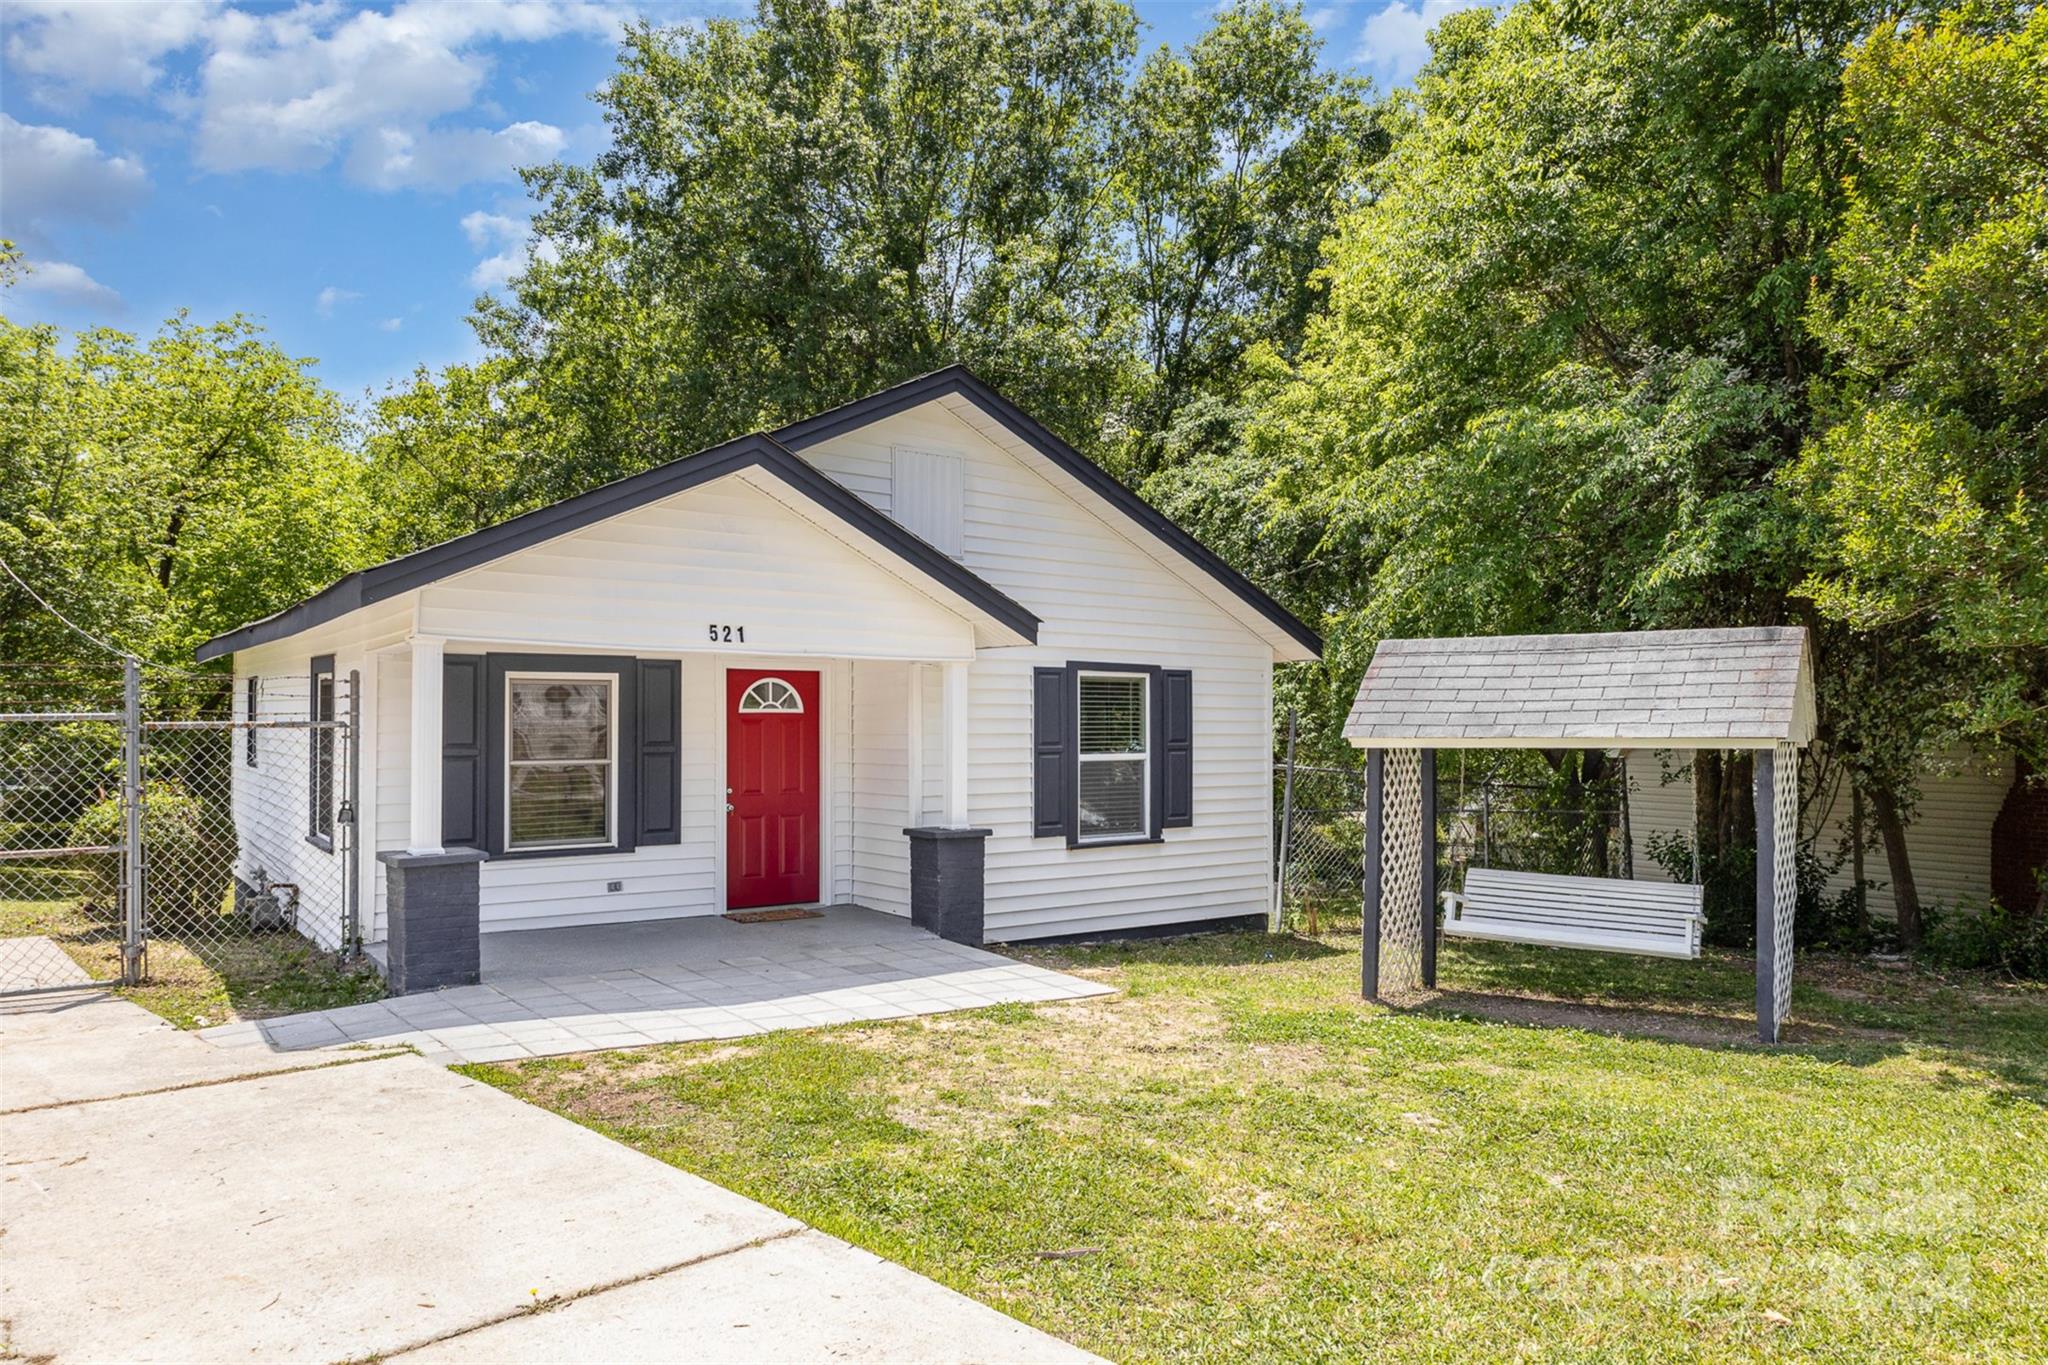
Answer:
[1, 990, 1097, 1364]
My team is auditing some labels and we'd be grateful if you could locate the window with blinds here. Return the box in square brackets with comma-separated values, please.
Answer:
[506, 675, 616, 851]
[1076, 672, 1148, 841]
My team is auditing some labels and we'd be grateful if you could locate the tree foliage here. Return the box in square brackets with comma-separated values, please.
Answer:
[467, 0, 1378, 503]
[0, 290, 366, 680]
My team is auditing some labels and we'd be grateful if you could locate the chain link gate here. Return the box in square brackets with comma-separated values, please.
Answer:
[0, 661, 360, 996]
[0, 664, 137, 994]
[1272, 752, 1367, 935]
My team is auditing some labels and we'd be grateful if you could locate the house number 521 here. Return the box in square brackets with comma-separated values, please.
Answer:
[708, 624, 746, 643]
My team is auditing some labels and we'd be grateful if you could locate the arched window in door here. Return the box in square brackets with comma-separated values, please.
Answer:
[737, 676, 805, 714]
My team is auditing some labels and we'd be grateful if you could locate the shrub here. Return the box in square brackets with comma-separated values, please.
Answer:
[69, 780, 234, 926]
[1922, 896, 2048, 979]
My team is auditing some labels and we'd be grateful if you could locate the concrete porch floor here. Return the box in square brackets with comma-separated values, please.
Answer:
[200, 906, 1112, 1065]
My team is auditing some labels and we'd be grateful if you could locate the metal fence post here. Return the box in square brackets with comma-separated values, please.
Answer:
[1271, 709, 1297, 933]
[120, 656, 145, 985]
[344, 668, 362, 954]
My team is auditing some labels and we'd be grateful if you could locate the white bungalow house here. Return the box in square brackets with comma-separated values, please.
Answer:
[197, 368, 1319, 988]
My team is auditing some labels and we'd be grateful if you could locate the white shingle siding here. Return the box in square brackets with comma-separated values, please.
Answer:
[1624, 747, 2012, 918]
[1347, 628, 1814, 747]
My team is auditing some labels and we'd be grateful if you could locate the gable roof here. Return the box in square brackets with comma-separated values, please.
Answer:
[773, 366, 1322, 660]
[194, 432, 1039, 662]
[1343, 627, 1814, 749]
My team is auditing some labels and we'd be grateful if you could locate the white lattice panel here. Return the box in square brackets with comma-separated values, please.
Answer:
[1379, 748, 1426, 997]
[1769, 741, 1798, 1034]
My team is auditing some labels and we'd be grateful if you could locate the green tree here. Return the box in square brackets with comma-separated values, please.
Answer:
[363, 361, 531, 556]
[473, 0, 1144, 500]
[1113, 1, 1377, 479]
[1239, 0, 1884, 927]
[0, 302, 367, 693]
[1790, 2, 2048, 768]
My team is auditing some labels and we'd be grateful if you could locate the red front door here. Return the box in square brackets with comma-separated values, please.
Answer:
[726, 669, 821, 909]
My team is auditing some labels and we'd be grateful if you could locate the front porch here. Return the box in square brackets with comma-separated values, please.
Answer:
[199, 905, 1110, 1065]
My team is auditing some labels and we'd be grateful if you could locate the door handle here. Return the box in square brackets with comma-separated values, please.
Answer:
[725, 803, 735, 813]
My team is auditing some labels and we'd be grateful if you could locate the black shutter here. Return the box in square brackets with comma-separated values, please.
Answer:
[1031, 666, 1069, 838]
[635, 659, 682, 846]
[1158, 669, 1193, 830]
[442, 654, 487, 850]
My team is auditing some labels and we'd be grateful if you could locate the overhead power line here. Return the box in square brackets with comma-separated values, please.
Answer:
[0, 555, 135, 662]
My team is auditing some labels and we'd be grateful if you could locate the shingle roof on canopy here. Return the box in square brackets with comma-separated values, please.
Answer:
[1344, 627, 1815, 749]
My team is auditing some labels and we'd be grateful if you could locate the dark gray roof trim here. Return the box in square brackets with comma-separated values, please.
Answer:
[773, 366, 1324, 657]
[195, 432, 1039, 662]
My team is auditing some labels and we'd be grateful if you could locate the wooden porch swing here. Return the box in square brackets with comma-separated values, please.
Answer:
[1440, 754, 1707, 959]
[1344, 627, 1816, 1043]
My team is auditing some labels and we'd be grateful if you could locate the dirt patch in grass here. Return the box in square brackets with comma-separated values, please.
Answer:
[4, 887, 381, 1029]
[1425, 989, 1905, 1049]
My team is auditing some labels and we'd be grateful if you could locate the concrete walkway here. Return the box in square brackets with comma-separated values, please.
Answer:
[199, 908, 1112, 1065]
[1, 989, 1097, 1363]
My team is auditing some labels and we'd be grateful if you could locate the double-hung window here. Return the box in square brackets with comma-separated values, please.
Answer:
[1075, 671, 1149, 843]
[245, 677, 260, 768]
[505, 674, 617, 852]
[308, 657, 335, 849]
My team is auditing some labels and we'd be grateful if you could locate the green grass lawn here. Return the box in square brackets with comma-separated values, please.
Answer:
[468, 930, 2048, 1362]
[1, 865, 382, 1028]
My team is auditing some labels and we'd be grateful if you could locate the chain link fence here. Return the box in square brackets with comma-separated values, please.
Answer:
[1272, 742, 1633, 936]
[0, 661, 359, 997]
[0, 674, 131, 991]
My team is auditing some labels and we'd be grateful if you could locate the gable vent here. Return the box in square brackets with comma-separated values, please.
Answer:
[891, 446, 965, 559]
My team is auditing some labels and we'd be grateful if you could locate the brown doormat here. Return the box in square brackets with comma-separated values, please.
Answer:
[723, 908, 825, 924]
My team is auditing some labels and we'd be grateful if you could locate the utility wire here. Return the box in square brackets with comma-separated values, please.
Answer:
[0, 554, 135, 661]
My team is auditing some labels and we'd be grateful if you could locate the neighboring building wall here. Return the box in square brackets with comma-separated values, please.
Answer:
[803, 401, 1277, 941]
[1624, 747, 2014, 918]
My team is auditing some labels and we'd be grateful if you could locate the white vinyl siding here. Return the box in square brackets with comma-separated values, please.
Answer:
[1624, 747, 2012, 918]
[414, 474, 975, 663]
[802, 401, 1278, 941]
[235, 395, 1289, 948]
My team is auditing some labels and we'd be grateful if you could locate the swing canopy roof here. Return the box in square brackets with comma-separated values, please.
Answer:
[1344, 627, 1815, 751]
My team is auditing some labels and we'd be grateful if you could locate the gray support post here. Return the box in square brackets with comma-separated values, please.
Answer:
[120, 656, 145, 985]
[344, 669, 362, 953]
[904, 826, 991, 945]
[1753, 747, 1778, 1044]
[1272, 709, 1298, 933]
[1420, 748, 1437, 989]
[1362, 747, 1384, 1000]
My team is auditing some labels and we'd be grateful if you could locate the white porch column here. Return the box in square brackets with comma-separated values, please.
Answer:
[408, 635, 445, 855]
[943, 659, 970, 827]
[906, 663, 926, 825]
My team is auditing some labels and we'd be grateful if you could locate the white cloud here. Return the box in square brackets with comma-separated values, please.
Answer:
[1305, 5, 1351, 33]
[345, 120, 567, 192]
[3, 257, 122, 310]
[189, 0, 621, 188]
[2, 0, 629, 192]
[315, 284, 361, 317]
[0, 1, 221, 105]
[1353, 0, 1473, 80]
[0, 114, 149, 247]
[378, 316, 403, 332]
[460, 206, 555, 289]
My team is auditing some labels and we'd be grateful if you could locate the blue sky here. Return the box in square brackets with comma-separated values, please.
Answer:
[0, 0, 1464, 401]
